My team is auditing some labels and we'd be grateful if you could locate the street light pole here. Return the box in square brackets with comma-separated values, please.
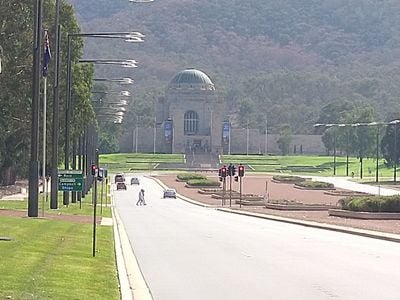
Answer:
[63, 34, 72, 205]
[28, 0, 43, 217]
[395, 123, 398, 183]
[346, 128, 350, 176]
[376, 126, 379, 183]
[333, 130, 337, 176]
[63, 33, 141, 205]
[50, 0, 61, 209]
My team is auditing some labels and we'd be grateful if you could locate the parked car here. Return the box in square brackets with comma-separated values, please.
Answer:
[163, 188, 177, 198]
[116, 182, 127, 190]
[131, 177, 140, 185]
[115, 173, 125, 183]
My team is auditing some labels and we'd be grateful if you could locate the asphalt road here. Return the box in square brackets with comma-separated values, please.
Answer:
[114, 175, 400, 300]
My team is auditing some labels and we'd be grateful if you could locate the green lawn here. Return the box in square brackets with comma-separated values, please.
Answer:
[0, 216, 119, 299]
[99, 152, 184, 172]
[222, 154, 396, 178]
[0, 180, 118, 299]
[0, 186, 112, 218]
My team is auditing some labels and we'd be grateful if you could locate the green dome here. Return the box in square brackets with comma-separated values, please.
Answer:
[169, 68, 215, 90]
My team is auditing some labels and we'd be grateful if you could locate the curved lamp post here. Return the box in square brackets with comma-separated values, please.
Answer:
[314, 123, 340, 175]
[93, 77, 134, 85]
[389, 120, 400, 183]
[79, 59, 138, 68]
[58, 32, 141, 207]
[92, 90, 131, 97]
[315, 121, 400, 181]
[28, 0, 43, 217]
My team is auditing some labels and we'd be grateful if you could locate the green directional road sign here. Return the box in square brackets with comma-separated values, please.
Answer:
[58, 170, 84, 192]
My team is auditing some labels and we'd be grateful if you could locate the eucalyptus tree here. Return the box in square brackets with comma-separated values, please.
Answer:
[0, 0, 95, 184]
[381, 118, 400, 167]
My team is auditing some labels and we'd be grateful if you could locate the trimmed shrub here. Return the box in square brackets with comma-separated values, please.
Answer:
[272, 175, 305, 183]
[295, 181, 334, 189]
[177, 173, 207, 181]
[338, 195, 400, 212]
[186, 179, 221, 187]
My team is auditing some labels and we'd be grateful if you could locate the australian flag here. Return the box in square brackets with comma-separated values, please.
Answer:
[42, 30, 51, 77]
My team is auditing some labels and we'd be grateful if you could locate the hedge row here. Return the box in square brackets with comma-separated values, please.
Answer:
[177, 173, 207, 181]
[295, 181, 334, 189]
[338, 195, 400, 212]
[272, 175, 305, 183]
[187, 179, 221, 187]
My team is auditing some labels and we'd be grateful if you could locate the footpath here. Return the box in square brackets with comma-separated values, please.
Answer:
[313, 176, 400, 196]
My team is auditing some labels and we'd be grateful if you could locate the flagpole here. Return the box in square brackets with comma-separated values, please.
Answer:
[42, 29, 51, 216]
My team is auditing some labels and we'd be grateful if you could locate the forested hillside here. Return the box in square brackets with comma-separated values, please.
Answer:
[69, 0, 400, 133]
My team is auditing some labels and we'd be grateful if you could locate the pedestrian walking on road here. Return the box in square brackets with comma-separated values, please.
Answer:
[136, 189, 146, 206]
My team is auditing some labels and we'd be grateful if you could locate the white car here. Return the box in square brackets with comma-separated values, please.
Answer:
[163, 188, 176, 199]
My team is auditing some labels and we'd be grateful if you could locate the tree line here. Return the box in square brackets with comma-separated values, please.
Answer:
[0, 0, 97, 184]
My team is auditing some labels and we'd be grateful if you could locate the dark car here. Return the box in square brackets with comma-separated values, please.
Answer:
[131, 177, 140, 185]
[116, 182, 127, 190]
[115, 173, 125, 183]
[163, 188, 177, 198]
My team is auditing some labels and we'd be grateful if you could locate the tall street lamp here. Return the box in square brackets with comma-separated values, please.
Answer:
[60, 32, 142, 206]
[49, 0, 151, 211]
[93, 77, 134, 85]
[50, 0, 62, 210]
[79, 59, 138, 68]
[28, 0, 43, 217]
[389, 120, 400, 183]
[314, 123, 340, 175]
[365, 122, 384, 183]
[92, 90, 131, 97]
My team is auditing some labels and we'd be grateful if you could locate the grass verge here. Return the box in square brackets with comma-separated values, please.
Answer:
[0, 216, 119, 299]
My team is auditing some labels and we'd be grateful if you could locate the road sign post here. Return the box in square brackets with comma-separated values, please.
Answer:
[58, 170, 84, 192]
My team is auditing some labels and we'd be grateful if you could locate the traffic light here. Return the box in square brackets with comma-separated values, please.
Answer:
[238, 164, 244, 177]
[221, 166, 227, 178]
[218, 168, 222, 177]
[228, 163, 236, 176]
[91, 163, 97, 176]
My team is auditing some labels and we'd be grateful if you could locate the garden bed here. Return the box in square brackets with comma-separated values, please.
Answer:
[329, 209, 400, 219]
[324, 190, 369, 196]
[212, 193, 261, 200]
[294, 185, 336, 191]
[265, 199, 336, 211]
[271, 175, 307, 184]
[176, 173, 207, 182]
[198, 188, 223, 194]
[235, 198, 265, 206]
[294, 180, 335, 190]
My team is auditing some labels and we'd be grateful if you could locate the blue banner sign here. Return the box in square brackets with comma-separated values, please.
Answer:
[164, 120, 173, 141]
[222, 121, 230, 143]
